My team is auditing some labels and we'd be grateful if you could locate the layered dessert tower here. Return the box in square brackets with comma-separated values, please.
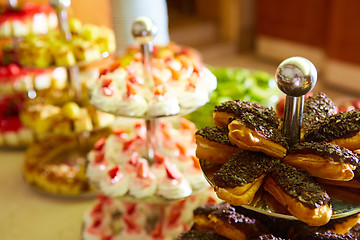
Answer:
[186, 58, 360, 239]
[82, 15, 222, 238]
[11, 1, 117, 195]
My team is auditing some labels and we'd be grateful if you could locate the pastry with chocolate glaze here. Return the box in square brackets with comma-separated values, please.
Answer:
[250, 234, 286, 240]
[193, 203, 235, 230]
[195, 126, 242, 164]
[214, 100, 288, 159]
[284, 142, 359, 181]
[318, 161, 360, 190]
[289, 222, 360, 240]
[176, 230, 230, 240]
[302, 92, 336, 135]
[213, 151, 280, 206]
[213, 100, 280, 129]
[323, 212, 360, 234]
[209, 209, 266, 240]
[304, 109, 360, 150]
[263, 163, 332, 226]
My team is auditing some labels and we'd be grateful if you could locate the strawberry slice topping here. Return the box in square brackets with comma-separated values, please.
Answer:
[129, 152, 139, 166]
[94, 151, 105, 164]
[101, 236, 113, 240]
[153, 85, 166, 96]
[154, 153, 165, 165]
[125, 202, 137, 216]
[176, 142, 186, 156]
[123, 138, 135, 151]
[136, 161, 150, 179]
[126, 82, 137, 97]
[108, 166, 119, 179]
[113, 128, 127, 138]
[191, 156, 201, 170]
[179, 118, 195, 131]
[123, 216, 142, 234]
[150, 222, 164, 239]
[165, 162, 182, 180]
[101, 77, 112, 88]
[94, 137, 106, 151]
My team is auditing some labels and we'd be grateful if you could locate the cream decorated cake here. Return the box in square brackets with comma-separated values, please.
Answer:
[0, 63, 67, 93]
[89, 43, 217, 118]
[0, 2, 57, 37]
[86, 118, 209, 200]
[0, 93, 34, 147]
[23, 128, 111, 195]
[82, 189, 221, 240]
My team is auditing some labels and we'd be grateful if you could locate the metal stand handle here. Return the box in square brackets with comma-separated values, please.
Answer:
[275, 57, 317, 146]
[50, 0, 81, 102]
[131, 17, 158, 162]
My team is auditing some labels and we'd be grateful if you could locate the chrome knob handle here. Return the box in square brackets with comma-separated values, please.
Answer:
[275, 57, 317, 146]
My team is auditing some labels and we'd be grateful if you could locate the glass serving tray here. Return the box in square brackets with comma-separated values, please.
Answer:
[200, 159, 360, 220]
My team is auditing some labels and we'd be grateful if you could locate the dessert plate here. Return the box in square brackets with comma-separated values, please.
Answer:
[200, 159, 360, 220]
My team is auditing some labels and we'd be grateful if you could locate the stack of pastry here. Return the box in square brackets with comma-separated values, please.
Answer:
[23, 128, 112, 195]
[82, 190, 221, 240]
[89, 42, 217, 117]
[195, 92, 360, 229]
[86, 118, 209, 200]
[177, 203, 360, 240]
[0, 64, 67, 148]
[0, 63, 67, 93]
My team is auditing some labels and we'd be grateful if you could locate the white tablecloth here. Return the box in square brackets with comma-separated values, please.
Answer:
[0, 149, 94, 240]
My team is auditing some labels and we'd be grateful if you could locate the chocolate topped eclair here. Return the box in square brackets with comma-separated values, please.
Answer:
[284, 142, 359, 181]
[304, 109, 360, 150]
[213, 151, 280, 206]
[214, 151, 279, 189]
[209, 209, 266, 240]
[195, 126, 241, 164]
[193, 203, 235, 230]
[193, 203, 235, 218]
[289, 223, 360, 240]
[213, 100, 280, 129]
[251, 234, 286, 240]
[226, 105, 288, 158]
[264, 163, 332, 226]
[176, 230, 230, 240]
[302, 92, 337, 131]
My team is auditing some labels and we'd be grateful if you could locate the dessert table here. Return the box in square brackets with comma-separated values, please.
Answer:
[0, 149, 94, 240]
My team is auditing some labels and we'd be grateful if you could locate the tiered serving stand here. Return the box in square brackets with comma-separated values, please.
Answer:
[197, 57, 360, 238]
[0, 0, 62, 148]
[3, 0, 116, 196]
[81, 17, 222, 239]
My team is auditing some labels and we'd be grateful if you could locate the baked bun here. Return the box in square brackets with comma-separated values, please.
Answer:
[213, 151, 279, 206]
[213, 100, 280, 129]
[304, 109, 360, 150]
[209, 209, 265, 240]
[284, 142, 359, 181]
[176, 230, 230, 240]
[193, 203, 235, 230]
[263, 163, 332, 226]
[214, 101, 287, 159]
[195, 126, 241, 164]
